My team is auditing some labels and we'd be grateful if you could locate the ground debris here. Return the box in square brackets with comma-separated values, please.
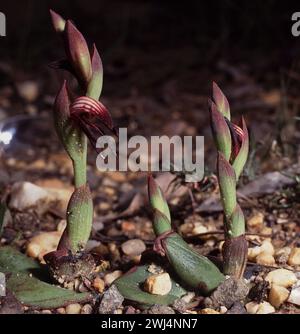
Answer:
[205, 277, 249, 309]
[98, 285, 124, 314]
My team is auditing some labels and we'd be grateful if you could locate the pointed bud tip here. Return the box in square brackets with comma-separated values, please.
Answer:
[212, 81, 230, 120]
[49, 9, 66, 33]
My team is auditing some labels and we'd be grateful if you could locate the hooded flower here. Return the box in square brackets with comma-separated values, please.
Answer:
[70, 96, 116, 150]
[210, 82, 249, 179]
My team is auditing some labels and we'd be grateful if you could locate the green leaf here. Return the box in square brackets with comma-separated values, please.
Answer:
[0, 246, 92, 309]
[148, 175, 171, 222]
[114, 265, 186, 307]
[217, 152, 237, 219]
[164, 233, 224, 294]
[153, 209, 172, 236]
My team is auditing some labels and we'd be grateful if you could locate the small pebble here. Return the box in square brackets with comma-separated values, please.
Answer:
[66, 303, 81, 314]
[256, 252, 275, 266]
[248, 246, 261, 261]
[269, 284, 289, 308]
[93, 277, 105, 293]
[191, 223, 208, 235]
[275, 247, 291, 265]
[121, 239, 146, 257]
[17, 80, 39, 102]
[56, 308, 66, 314]
[246, 301, 275, 314]
[219, 306, 227, 314]
[81, 304, 93, 314]
[98, 285, 124, 314]
[265, 269, 297, 288]
[104, 270, 123, 286]
[144, 273, 172, 296]
[26, 231, 62, 263]
[146, 305, 175, 314]
[260, 240, 275, 256]
[288, 248, 300, 266]
[199, 308, 220, 314]
[288, 286, 300, 306]
[247, 212, 264, 229]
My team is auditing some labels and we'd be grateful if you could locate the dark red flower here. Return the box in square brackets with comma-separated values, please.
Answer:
[70, 96, 117, 150]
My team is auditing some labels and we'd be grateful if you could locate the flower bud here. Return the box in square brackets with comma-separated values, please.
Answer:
[64, 20, 92, 86]
[50, 9, 66, 33]
[86, 44, 103, 100]
[212, 81, 230, 120]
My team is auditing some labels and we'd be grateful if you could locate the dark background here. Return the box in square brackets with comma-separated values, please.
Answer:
[1, 0, 300, 173]
[0, 1, 299, 95]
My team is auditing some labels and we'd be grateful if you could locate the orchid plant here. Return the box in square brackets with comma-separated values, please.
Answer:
[148, 174, 224, 294]
[210, 82, 249, 278]
[44, 10, 115, 281]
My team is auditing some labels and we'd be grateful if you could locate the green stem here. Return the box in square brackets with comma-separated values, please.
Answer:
[72, 137, 88, 187]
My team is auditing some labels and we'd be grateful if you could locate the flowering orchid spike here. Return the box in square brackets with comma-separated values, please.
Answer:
[210, 82, 248, 278]
[64, 20, 92, 86]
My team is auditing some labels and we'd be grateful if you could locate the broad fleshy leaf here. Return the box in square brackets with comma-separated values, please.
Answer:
[164, 233, 224, 294]
[114, 265, 186, 307]
[0, 246, 91, 309]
